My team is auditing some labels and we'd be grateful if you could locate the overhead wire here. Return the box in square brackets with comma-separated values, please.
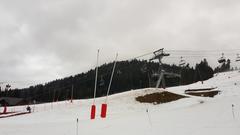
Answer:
[1, 48, 239, 85]
[1, 48, 240, 101]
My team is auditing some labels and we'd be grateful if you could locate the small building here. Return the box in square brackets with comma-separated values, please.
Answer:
[0, 97, 28, 106]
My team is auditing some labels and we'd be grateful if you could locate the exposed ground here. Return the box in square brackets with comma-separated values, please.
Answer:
[185, 90, 220, 97]
[184, 88, 220, 97]
[185, 87, 216, 92]
[135, 91, 187, 104]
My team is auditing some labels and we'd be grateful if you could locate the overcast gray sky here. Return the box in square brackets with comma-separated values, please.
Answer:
[0, 0, 240, 88]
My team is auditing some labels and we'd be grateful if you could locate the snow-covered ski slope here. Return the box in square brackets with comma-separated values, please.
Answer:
[1, 71, 240, 135]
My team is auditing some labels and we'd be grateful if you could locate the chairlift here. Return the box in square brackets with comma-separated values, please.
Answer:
[179, 56, 186, 67]
[141, 64, 148, 73]
[6, 84, 11, 88]
[117, 70, 122, 75]
[99, 76, 105, 86]
[218, 53, 226, 63]
[5, 84, 11, 91]
[236, 54, 240, 62]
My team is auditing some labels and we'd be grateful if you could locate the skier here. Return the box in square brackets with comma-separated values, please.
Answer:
[26, 106, 31, 113]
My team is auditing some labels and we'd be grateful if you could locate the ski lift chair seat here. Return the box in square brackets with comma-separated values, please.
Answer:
[179, 63, 186, 66]
[236, 55, 240, 62]
[218, 58, 226, 63]
[179, 60, 186, 66]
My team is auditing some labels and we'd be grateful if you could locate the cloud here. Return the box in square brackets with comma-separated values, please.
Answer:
[0, 0, 240, 88]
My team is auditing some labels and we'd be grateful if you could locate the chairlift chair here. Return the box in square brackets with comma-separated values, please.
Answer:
[236, 54, 240, 62]
[218, 53, 226, 63]
[141, 64, 148, 73]
[179, 57, 186, 67]
[117, 70, 122, 75]
[4, 84, 11, 91]
[99, 76, 105, 86]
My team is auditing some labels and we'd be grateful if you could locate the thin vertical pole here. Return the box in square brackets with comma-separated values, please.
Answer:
[148, 73, 151, 87]
[71, 84, 74, 103]
[179, 68, 182, 86]
[76, 118, 79, 135]
[105, 53, 118, 103]
[197, 66, 203, 84]
[144, 103, 152, 127]
[232, 104, 235, 119]
[52, 89, 55, 109]
[156, 60, 163, 88]
[93, 49, 100, 104]
[179, 57, 183, 86]
[156, 73, 163, 88]
[33, 100, 36, 112]
[53, 89, 55, 102]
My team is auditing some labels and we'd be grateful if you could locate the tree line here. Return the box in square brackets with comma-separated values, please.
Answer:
[1, 58, 225, 105]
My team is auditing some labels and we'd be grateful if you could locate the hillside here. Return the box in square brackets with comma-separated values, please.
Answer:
[0, 71, 240, 135]
[1, 59, 215, 104]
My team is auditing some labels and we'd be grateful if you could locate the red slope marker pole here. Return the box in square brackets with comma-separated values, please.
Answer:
[100, 103, 107, 118]
[91, 105, 96, 119]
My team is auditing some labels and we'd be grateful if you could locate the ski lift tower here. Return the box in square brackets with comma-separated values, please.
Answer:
[149, 48, 170, 88]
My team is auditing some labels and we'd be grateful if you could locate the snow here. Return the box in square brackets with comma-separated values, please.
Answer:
[1, 71, 240, 135]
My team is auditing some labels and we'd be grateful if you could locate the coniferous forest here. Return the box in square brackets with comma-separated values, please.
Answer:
[0, 58, 222, 105]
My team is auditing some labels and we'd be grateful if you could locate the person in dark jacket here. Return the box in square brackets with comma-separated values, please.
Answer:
[26, 106, 31, 113]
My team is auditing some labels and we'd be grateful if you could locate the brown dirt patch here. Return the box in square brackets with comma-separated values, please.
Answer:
[185, 87, 217, 93]
[185, 90, 220, 97]
[136, 91, 187, 105]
